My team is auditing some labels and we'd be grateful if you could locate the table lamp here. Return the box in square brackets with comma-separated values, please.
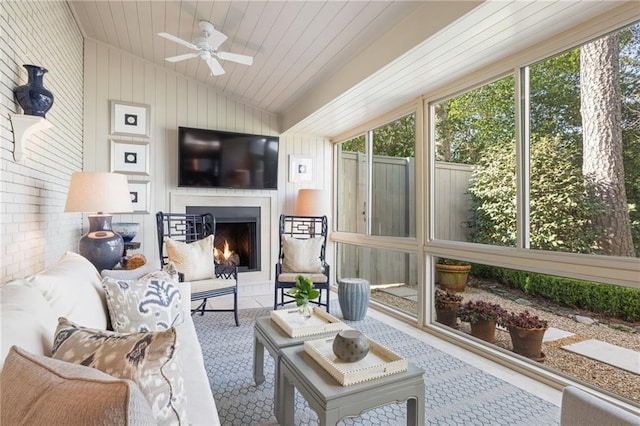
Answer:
[295, 189, 326, 216]
[64, 172, 133, 271]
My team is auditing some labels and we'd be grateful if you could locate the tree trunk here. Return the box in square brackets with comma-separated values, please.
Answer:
[580, 34, 634, 257]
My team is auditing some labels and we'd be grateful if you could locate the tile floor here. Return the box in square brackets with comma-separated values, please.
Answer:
[200, 288, 563, 409]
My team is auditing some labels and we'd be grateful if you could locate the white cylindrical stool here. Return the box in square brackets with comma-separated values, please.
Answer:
[337, 278, 370, 321]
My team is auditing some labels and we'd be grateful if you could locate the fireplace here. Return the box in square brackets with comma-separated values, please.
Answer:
[186, 206, 260, 272]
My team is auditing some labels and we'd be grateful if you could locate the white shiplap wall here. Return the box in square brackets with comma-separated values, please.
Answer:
[0, 1, 84, 284]
[83, 39, 332, 279]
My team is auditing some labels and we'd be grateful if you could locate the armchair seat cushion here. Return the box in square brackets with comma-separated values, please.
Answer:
[189, 278, 238, 294]
[277, 272, 328, 284]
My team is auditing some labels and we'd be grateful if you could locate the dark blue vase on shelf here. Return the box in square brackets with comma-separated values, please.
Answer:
[14, 64, 54, 118]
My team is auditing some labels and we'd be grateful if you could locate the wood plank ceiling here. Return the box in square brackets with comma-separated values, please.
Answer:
[69, 1, 636, 138]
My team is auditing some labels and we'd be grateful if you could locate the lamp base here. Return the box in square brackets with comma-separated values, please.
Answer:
[78, 214, 124, 271]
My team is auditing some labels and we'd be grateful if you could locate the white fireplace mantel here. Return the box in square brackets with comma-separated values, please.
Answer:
[170, 192, 277, 285]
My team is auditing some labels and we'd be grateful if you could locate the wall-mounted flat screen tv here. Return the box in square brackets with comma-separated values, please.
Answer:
[178, 126, 279, 190]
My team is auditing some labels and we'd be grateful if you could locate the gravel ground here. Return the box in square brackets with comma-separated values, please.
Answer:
[371, 279, 640, 404]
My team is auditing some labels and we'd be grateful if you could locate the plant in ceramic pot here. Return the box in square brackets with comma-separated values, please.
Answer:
[435, 258, 471, 293]
[458, 300, 506, 343]
[501, 310, 549, 362]
[287, 275, 320, 319]
[434, 289, 463, 328]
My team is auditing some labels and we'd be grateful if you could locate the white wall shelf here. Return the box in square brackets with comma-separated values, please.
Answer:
[9, 113, 52, 163]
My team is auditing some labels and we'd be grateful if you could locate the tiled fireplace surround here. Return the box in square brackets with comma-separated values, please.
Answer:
[170, 193, 277, 295]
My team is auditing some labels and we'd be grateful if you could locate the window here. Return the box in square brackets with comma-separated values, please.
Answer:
[433, 76, 515, 245]
[336, 114, 416, 237]
[428, 22, 640, 405]
[336, 135, 365, 233]
[336, 243, 418, 317]
[528, 26, 639, 257]
[432, 23, 639, 258]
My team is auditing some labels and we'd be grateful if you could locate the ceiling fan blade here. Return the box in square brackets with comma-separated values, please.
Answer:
[205, 56, 226, 76]
[216, 51, 253, 66]
[165, 52, 200, 63]
[158, 32, 198, 50]
[206, 30, 228, 49]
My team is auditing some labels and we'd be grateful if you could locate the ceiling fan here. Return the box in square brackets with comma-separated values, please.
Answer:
[158, 20, 253, 76]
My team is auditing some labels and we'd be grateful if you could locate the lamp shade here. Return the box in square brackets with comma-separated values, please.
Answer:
[295, 189, 326, 216]
[64, 172, 133, 213]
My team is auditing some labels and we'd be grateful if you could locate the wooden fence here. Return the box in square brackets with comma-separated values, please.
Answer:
[337, 153, 473, 286]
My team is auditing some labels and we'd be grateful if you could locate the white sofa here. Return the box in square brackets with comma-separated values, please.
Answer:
[0, 252, 220, 425]
[561, 386, 640, 426]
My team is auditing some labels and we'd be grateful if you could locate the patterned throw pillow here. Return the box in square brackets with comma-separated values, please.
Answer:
[51, 317, 188, 426]
[1, 346, 153, 426]
[102, 271, 183, 333]
[165, 235, 215, 281]
[101, 262, 159, 281]
[281, 235, 324, 273]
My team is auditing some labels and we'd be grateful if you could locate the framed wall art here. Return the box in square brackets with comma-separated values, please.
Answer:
[128, 180, 150, 214]
[289, 155, 313, 183]
[110, 100, 151, 137]
[110, 140, 149, 176]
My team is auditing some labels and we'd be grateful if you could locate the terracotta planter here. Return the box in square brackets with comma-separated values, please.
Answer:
[470, 319, 497, 343]
[509, 326, 547, 361]
[436, 264, 471, 293]
[435, 301, 460, 328]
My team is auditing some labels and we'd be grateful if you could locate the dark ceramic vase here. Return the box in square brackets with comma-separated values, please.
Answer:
[78, 215, 124, 272]
[332, 330, 370, 362]
[14, 64, 54, 118]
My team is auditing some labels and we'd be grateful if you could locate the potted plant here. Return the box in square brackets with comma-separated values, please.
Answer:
[287, 275, 320, 318]
[501, 310, 549, 362]
[458, 300, 506, 343]
[434, 289, 463, 328]
[435, 258, 471, 293]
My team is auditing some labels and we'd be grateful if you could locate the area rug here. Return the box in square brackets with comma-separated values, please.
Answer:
[193, 305, 559, 425]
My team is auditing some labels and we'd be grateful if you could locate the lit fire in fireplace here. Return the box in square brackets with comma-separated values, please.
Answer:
[214, 240, 239, 266]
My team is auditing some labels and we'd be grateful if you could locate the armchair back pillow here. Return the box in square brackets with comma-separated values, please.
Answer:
[281, 235, 324, 273]
[165, 235, 215, 281]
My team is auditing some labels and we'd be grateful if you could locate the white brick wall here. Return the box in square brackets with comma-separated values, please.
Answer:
[1, 1, 83, 283]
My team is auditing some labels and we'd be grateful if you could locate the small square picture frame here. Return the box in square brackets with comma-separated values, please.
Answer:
[110, 100, 151, 138]
[128, 180, 150, 214]
[289, 155, 313, 183]
[111, 140, 149, 176]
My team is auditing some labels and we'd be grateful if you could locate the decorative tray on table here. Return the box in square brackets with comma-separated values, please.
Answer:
[270, 307, 346, 338]
[304, 336, 407, 386]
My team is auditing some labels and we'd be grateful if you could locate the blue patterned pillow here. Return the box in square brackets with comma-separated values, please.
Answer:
[102, 271, 183, 333]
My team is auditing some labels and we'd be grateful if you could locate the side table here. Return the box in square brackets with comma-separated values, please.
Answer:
[337, 278, 370, 320]
[123, 241, 141, 257]
[118, 241, 141, 269]
[279, 345, 425, 425]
